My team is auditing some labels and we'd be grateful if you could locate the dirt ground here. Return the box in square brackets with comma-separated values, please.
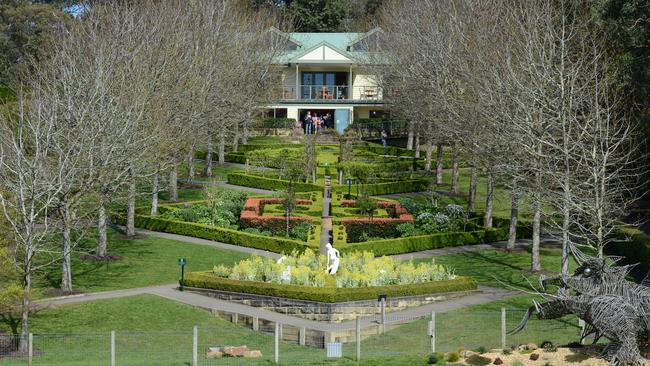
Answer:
[457, 345, 649, 365]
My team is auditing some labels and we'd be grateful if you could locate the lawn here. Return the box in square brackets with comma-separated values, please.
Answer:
[34, 229, 250, 298]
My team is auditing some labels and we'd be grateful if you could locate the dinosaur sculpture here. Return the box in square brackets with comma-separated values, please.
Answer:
[510, 252, 650, 365]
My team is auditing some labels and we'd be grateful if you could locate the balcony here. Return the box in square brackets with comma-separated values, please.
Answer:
[275, 85, 383, 103]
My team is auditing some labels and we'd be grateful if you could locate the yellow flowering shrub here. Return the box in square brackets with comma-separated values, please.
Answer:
[214, 249, 455, 288]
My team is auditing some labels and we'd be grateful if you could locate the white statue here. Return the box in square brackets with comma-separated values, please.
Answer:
[326, 243, 340, 274]
[277, 256, 291, 283]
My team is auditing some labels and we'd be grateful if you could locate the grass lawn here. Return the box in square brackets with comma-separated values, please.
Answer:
[34, 230, 249, 298]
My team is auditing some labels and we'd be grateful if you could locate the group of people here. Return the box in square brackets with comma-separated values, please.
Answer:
[303, 111, 331, 135]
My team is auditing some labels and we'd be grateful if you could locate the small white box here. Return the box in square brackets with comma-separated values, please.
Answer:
[326, 342, 342, 358]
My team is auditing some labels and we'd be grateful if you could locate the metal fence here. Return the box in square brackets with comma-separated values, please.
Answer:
[0, 309, 583, 365]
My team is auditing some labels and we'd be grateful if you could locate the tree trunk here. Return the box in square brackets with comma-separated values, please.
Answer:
[414, 133, 421, 158]
[468, 166, 477, 215]
[435, 143, 443, 185]
[18, 268, 31, 353]
[406, 122, 414, 150]
[97, 192, 108, 257]
[451, 148, 460, 194]
[483, 170, 493, 228]
[127, 177, 136, 237]
[242, 124, 249, 145]
[531, 195, 542, 272]
[150, 174, 159, 216]
[187, 149, 195, 184]
[507, 179, 519, 250]
[218, 134, 226, 165]
[61, 200, 72, 292]
[561, 197, 570, 275]
[232, 134, 239, 153]
[204, 142, 213, 177]
[338, 169, 343, 185]
[424, 138, 433, 173]
[169, 165, 178, 202]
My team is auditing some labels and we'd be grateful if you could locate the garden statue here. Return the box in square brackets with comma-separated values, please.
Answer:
[510, 245, 650, 366]
[326, 243, 340, 274]
[276, 256, 292, 283]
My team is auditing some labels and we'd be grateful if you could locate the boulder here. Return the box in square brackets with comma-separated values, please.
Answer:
[206, 347, 223, 359]
[243, 350, 263, 358]
[527, 343, 538, 350]
[223, 345, 249, 357]
[493, 357, 503, 365]
[529, 353, 540, 361]
[460, 350, 476, 358]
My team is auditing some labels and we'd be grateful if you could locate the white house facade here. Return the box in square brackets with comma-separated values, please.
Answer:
[266, 29, 386, 134]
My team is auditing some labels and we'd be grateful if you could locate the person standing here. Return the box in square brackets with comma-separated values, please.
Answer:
[313, 113, 320, 133]
[380, 129, 388, 147]
[304, 111, 312, 135]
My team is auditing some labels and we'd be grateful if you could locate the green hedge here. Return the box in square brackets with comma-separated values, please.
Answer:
[356, 143, 416, 157]
[184, 272, 477, 303]
[228, 173, 323, 193]
[256, 117, 296, 128]
[333, 179, 429, 196]
[113, 215, 315, 253]
[225, 152, 246, 164]
[340, 227, 516, 256]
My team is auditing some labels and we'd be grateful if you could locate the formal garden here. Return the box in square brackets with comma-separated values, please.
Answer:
[1, 1, 648, 365]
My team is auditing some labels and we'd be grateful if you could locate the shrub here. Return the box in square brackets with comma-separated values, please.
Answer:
[183, 271, 477, 302]
[228, 173, 323, 193]
[116, 215, 316, 253]
[257, 117, 296, 129]
[290, 222, 310, 242]
[446, 352, 459, 362]
[427, 353, 439, 365]
[465, 354, 491, 366]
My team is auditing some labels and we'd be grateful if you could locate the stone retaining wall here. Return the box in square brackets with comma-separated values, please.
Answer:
[186, 287, 477, 323]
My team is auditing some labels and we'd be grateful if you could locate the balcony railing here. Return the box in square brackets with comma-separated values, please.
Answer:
[275, 85, 382, 101]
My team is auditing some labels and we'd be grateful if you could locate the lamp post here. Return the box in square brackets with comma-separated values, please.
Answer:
[346, 178, 352, 199]
[178, 257, 187, 291]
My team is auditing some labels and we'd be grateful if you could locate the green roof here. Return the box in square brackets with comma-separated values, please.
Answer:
[277, 31, 373, 63]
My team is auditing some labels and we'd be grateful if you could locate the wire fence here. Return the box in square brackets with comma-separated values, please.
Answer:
[0, 309, 583, 365]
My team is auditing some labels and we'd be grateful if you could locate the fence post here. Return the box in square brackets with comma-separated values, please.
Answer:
[501, 308, 506, 350]
[299, 327, 306, 346]
[430, 311, 436, 353]
[380, 297, 386, 334]
[578, 319, 586, 345]
[252, 317, 259, 331]
[110, 331, 116, 366]
[193, 326, 198, 366]
[274, 322, 280, 364]
[28, 333, 33, 366]
[356, 316, 361, 361]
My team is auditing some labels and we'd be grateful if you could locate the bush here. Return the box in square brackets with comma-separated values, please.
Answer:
[290, 222, 310, 242]
[333, 179, 429, 195]
[340, 228, 514, 256]
[446, 352, 459, 362]
[183, 271, 477, 303]
[427, 353, 439, 365]
[228, 173, 323, 193]
[465, 354, 491, 366]
[114, 214, 316, 253]
[257, 117, 296, 129]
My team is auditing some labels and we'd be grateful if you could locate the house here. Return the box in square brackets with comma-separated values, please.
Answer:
[265, 28, 386, 134]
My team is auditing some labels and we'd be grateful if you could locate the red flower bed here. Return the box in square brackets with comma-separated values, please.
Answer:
[339, 200, 413, 242]
[240, 198, 314, 233]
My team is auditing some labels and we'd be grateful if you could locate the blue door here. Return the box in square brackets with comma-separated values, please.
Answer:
[334, 109, 350, 134]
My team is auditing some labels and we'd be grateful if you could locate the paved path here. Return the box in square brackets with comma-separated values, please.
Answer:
[178, 179, 276, 195]
[320, 176, 332, 254]
[37, 283, 520, 332]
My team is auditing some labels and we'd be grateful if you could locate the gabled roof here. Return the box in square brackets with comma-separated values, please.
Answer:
[274, 30, 378, 64]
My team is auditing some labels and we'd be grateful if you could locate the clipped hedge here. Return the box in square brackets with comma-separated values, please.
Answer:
[225, 152, 246, 164]
[333, 179, 429, 196]
[228, 173, 323, 193]
[114, 214, 316, 253]
[183, 272, 477, 303]
[340, 227, 512, 256]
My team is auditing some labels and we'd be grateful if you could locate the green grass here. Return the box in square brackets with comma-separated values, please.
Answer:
[34, 229, 249, 297]
[433, 248, 575, 289]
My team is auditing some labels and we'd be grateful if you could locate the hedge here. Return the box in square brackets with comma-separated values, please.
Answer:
[228, 173, 324, 193]
[340, 226, 519, 256]
[183, 272, 477, 303]
[333, 179, 429, 196]
[114, 214, 316, 253]
[225, 152, 246, 164]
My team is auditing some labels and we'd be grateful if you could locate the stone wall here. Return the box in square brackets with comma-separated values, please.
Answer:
[187, 287, 476, 323]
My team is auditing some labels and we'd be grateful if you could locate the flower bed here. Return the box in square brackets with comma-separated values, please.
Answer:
[339, 199, 414, 242]
[239, 197, 315, 234]
[187, 250, 476, 302]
